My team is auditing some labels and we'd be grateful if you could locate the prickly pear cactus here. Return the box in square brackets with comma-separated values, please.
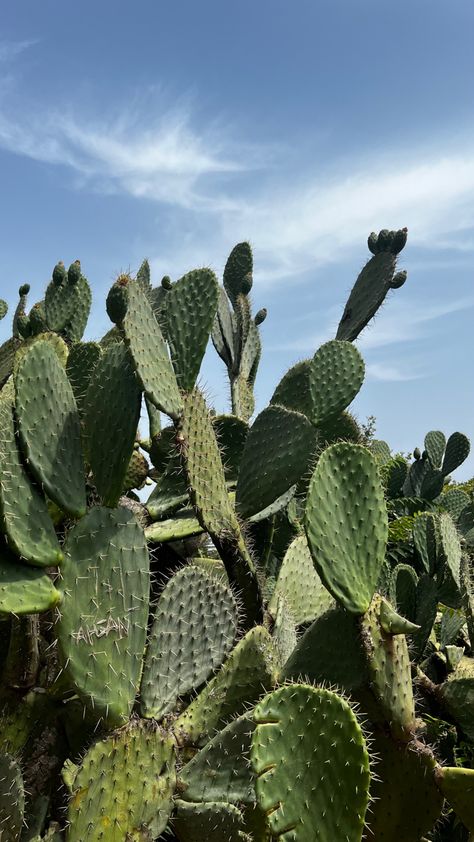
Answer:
[1, 230, 473, 842]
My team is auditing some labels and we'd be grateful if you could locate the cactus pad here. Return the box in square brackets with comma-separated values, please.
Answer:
[308, 340, 365, 424]
[165, 268, 219, 390]
[57, 506, 149, 726]
[269, 535, 334, 625]
[122, 279, 183, 420]
[305, 443, 388, 614]
[236, 405, 315, 519]
[251, 684, 370, 842]
[0, 550, 61, 614]
[175, 626, 277, 748]
[66, 341, 102, 416]
[0, 398, 63, 567]
[0, 752, 24, 841]
[141, 566, 238, 719]
[84, 341, 142, 506]
[173, 800, 248, 842]
[15, 339, 86, 517]
[67, 721, 176, 842]
[434, 766, 474, 833]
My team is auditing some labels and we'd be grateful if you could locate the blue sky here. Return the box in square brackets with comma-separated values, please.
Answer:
[0, 1, 473, 478]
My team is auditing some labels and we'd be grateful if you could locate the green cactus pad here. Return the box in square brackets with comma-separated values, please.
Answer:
[122, 448, 148, 491]
[165, 268, 219, 390]
[44, 274, 75, 331]
[0, 550, 61, 614]
[211, 286, 235, 368]
[223, 242, 253, 307]
[67, 721, 176, 842]
[29, 303, 48, 336]
[360, 594, 416, 741]
[179, 389, 261, 626]
[369, 729, 443, 841]
[270, 358, 313, 418]
[145, 509, 204, 542]
[136, 257, 151, 291]
[65, 341, 102, 416]
[15, 340, 86, 518]
[173, 800, 248, 842]
[413, 512, 437, 574]
[308, 340, 365, 425]
[369, 438, 391, 464]
[442, 432, 470, 476]
[174, 626, 278, 748]
[0, 337, 21, 388]
[146, 464, 188, 520]
[251, 684, 370, 842]
[440, 657, 474, 742]
[57, 506, 149, 726]
[236, 405, 315, 519]
[381, 455, 408, 498]
[0, 398, 63, 567]
[269, 535, 334, 625]
[439, 487, 471, 522]
[0, 751, 24, 841]
[141, 566, 238, 719]
[62, 274, 92, 342]
[240, 319, 261, 386]
[122, 279, 183, 420]
[271, 596, 297, 669]
[213, 414, 248, 483]
[336, 251, 400, 342]
[424, 430, 446, 468]
[282, 607, 368, 691]
[0, 299, 7, 320]
[84, 342, 142, 506]
[390, 563, 418, 622]
[435, 766, 474, 833]
[305, 442, 388, 614]
[178, 714, 256, 804]
[437, 511, 462, 607]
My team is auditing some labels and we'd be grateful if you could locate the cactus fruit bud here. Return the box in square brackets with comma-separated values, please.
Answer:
[19, 284, 30, 296]
[367, 232, 378, 254]
[0, 300, 7, 320]
[16, 313, 31, 338]
[52, 262, 66, 286]
[106, 274, 130, 324]
[414, 447, 421, 460]
[67, 260, 82, 285]
[161, 275, 173, 290]
[377, 229, 391, 252]
[390, 269, 407, 289]
[391, 227, 408, 254]
[254, 308, 267, 326]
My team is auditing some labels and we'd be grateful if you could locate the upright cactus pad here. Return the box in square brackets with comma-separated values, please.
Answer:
[251, 684, 370, 842]
[121, 279, 183, 420]
[305, 443, 388, 614]
[66, 721, 176, 842]
[140, 566, 238, 719]
[235, 405, 315, 519]
[0, 752, 24, 841]
[173, 800, 248, 842]
[269, 535, 334, 625]
[84, 341, 142, 506]
[65, 341, 102, 416]
[223, 241, 253, 306]
[165, 268, 219, 390]
[308, 339, 365, 424]
[56, 506, 149, 726]
[0, 397, 63, 567]
[15, 339, 86, 518]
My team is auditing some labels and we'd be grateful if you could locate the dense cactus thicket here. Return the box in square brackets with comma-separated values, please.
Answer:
[1, 229, 474, 841]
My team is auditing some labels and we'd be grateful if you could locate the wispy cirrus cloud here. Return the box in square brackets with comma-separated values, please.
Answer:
[1, 87, 474, 282]
[0, 39, 37, 63]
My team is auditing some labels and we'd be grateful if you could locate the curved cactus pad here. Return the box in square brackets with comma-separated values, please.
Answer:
[141, 566, 238, 719]
[0, 550, 61, 614]
[305, 443, 388, 613]
[251, 684, 370, 842]
[84, 342, 142, 506]
[122, 279, 183, 420]
[236, 405, 315, 519]
[0, 398, 63, 567]
[173, 800, 247, 842]
[175, 626, 278, 748]
[15, 340, 86, 517]
[57, 506, 149, 726]
[166, 268, 219, 390]
[435, 766, 474, 833]
[67, 721, 176, 842]
[178, 714, 255, 805]
[269, 535, 334, 625]
[309, 340, 365, 425]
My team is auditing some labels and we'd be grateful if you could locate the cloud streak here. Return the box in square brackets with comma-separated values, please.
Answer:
[0, 39, 36, 63]
[1, 87, 474, 283]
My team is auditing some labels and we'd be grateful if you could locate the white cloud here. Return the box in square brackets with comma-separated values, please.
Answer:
[365, 362, 424, 382]
[0, 40, 36, 63]
[1, 88, 474, 283]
